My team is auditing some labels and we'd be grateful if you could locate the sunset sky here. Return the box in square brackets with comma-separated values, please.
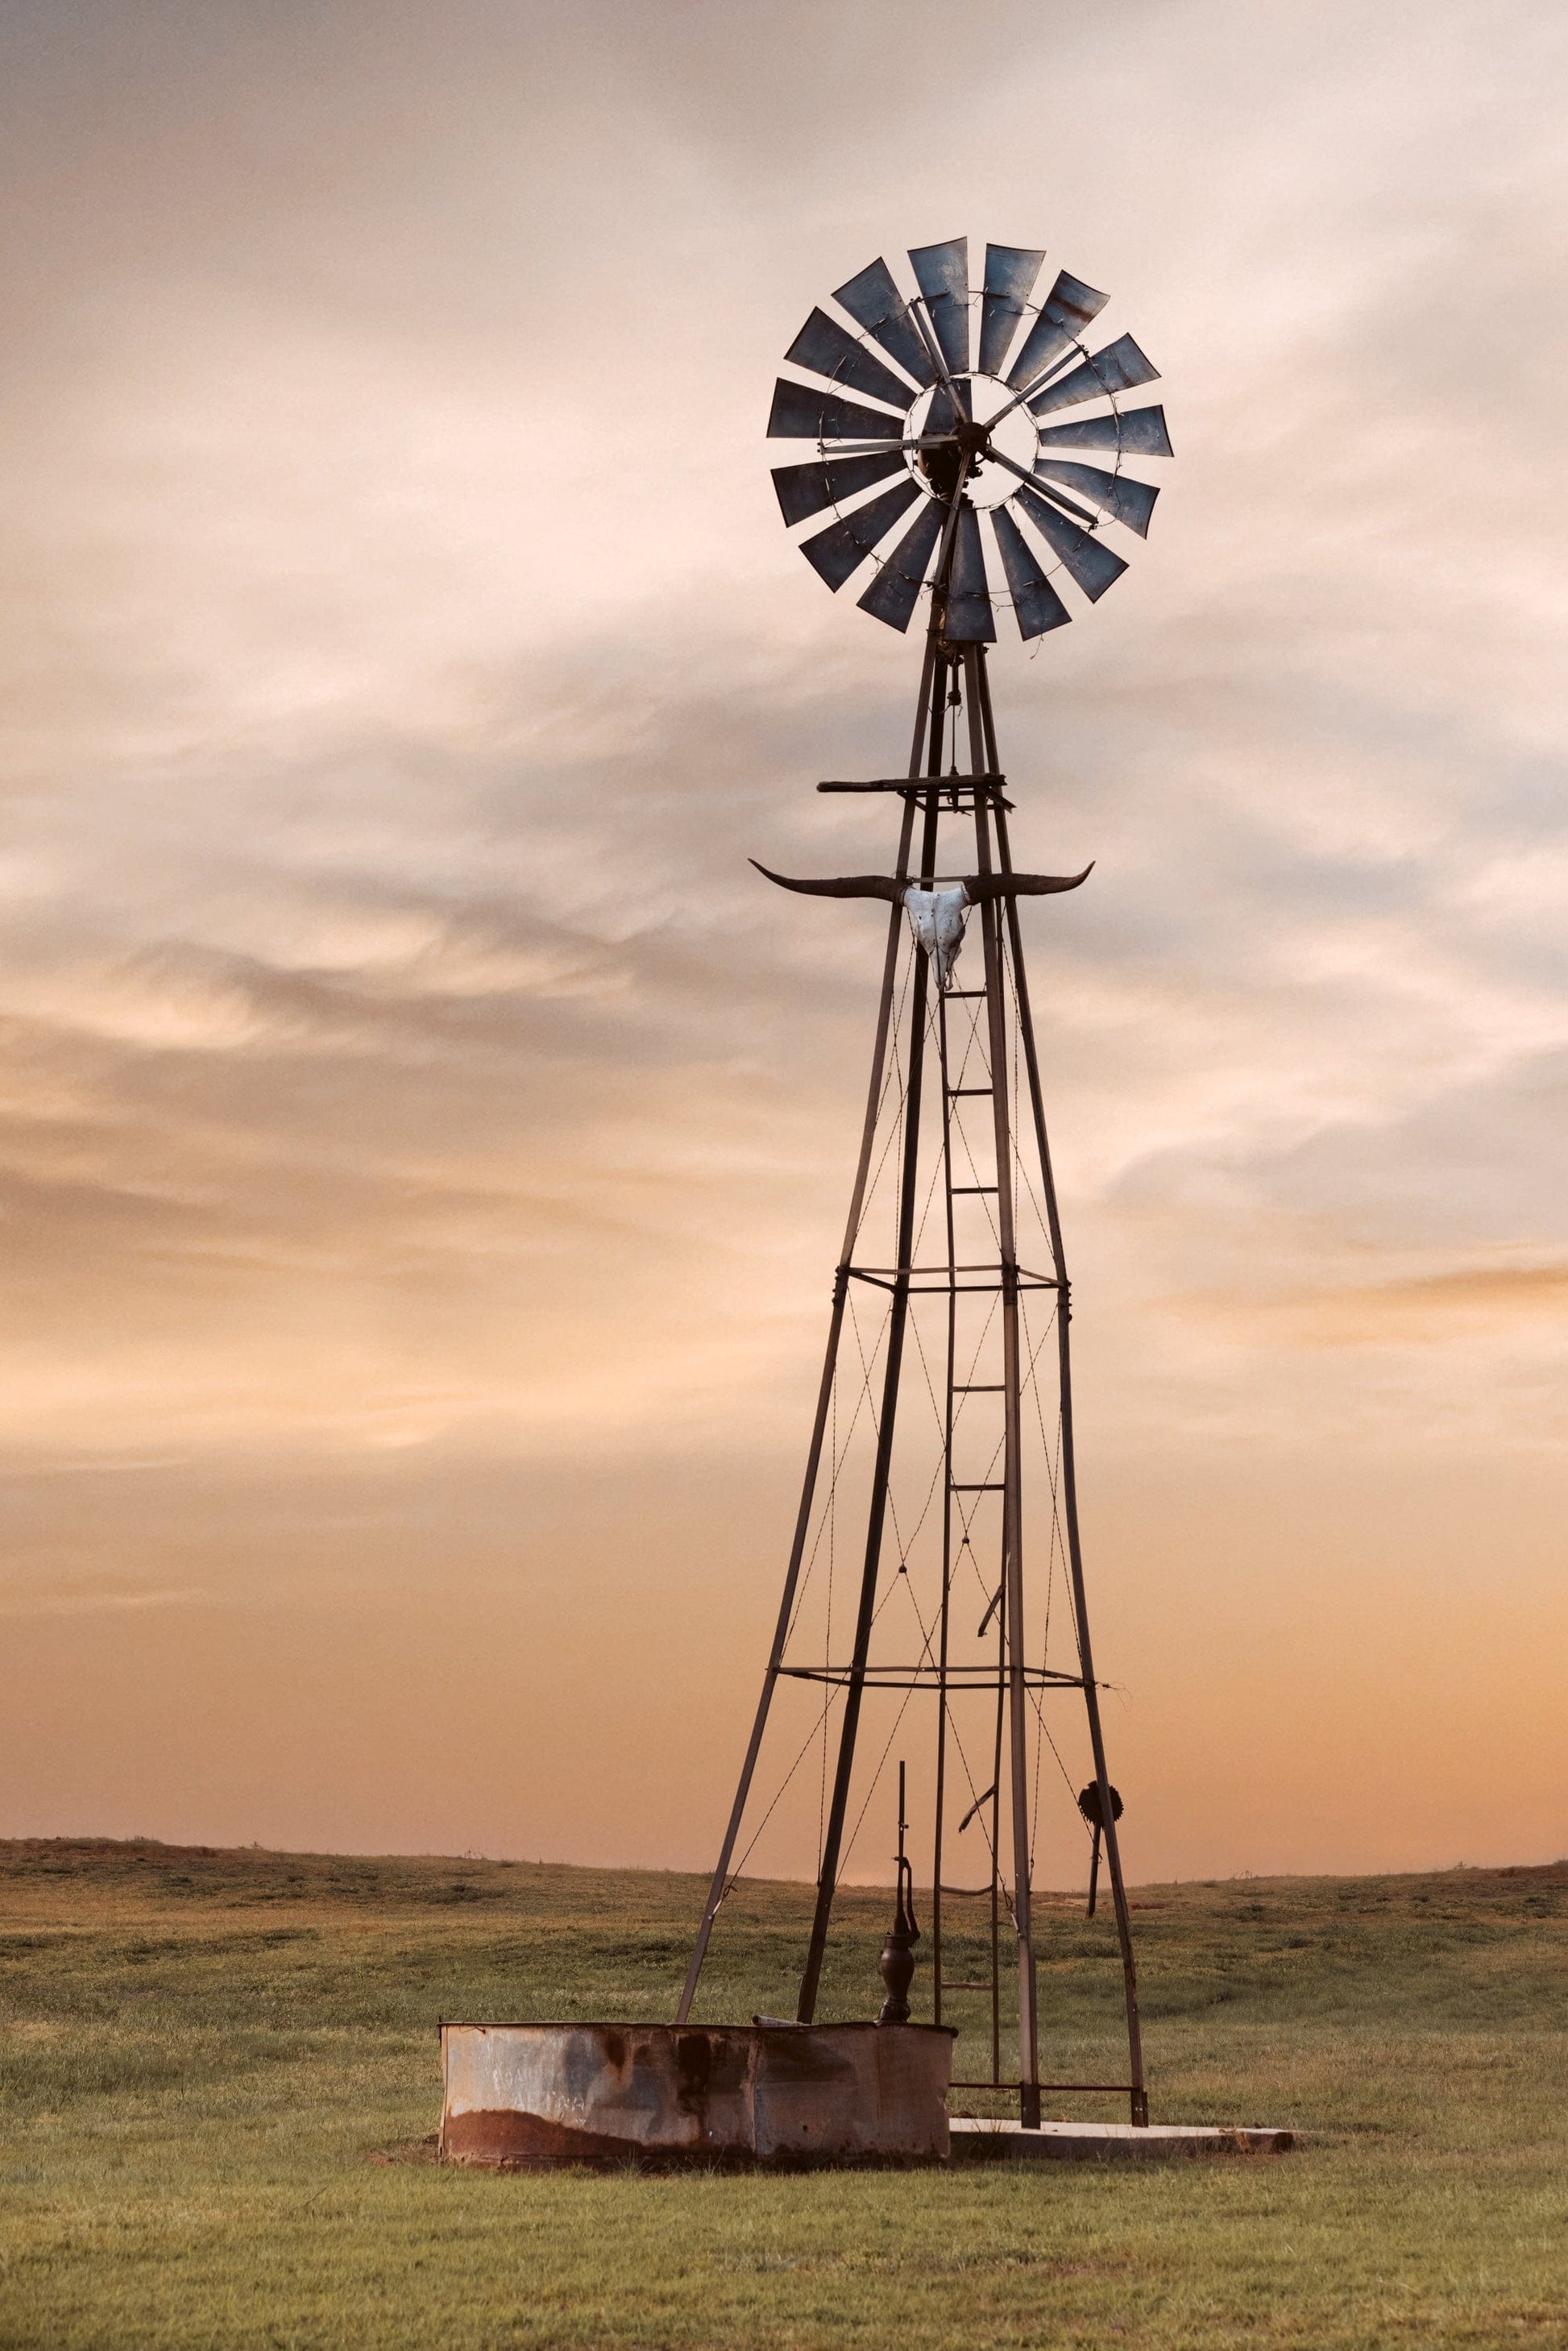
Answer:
[2, 0, 1566, 1886]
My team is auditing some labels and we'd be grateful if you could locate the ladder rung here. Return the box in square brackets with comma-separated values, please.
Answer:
[946, 989, 987, 999]
[951, 1185, 997, 1195]
[948, 1087, 993, 1097]
[939, 1981, 993, 1992]
[951, 1482, 1005, 1492]
[955, 1383, 1003, 1392]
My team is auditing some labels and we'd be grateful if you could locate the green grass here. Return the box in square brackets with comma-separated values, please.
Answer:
[2, 1839, 1566, 2348]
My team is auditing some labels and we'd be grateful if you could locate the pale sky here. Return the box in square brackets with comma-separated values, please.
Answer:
[2, 0, 1566, 1884]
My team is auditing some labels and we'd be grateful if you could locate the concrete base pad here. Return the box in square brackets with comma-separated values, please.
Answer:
[950, 2118, 1294, 2162]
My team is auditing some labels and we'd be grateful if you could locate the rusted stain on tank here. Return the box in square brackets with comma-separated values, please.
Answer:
[442, 2108, 645, 2170]
[753, 2023, 856, 2084]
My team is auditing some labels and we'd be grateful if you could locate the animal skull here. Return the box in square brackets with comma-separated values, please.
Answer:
[749, 857, 1093, 997]
[901, 885, 973, 991]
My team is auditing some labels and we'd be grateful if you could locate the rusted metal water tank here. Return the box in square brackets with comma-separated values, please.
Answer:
[440, 2020, 954, 2168]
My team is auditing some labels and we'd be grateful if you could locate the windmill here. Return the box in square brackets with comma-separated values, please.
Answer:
[674, 238, 1170, 2132]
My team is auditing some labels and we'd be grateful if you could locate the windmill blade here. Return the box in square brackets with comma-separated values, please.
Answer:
[832, 256, 937, 388]
[770, 450, 908, 528]
[926, 378, 973, 437]
[978, 243, 1045, 378]
[857, 498, 945, 632]
[909, 238, 970, 377]
[784, 309, 917, 412]
[1005, 270, 1108, 392]
[1034, 404, 1173, 458]
[768, 379, 904, 442]
[1032, 458, 1159, 538]
[799, 477, 922, 591]
[1015, 484, 1129, 603]
[1027, 334, 1160, 419]
[990, 504, 1072, 640]
[944, 502, 995, 642]
[1031, 479, 1099, 529]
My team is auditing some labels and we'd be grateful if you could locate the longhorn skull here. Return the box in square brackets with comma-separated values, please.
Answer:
[751, 860, 1093, 990]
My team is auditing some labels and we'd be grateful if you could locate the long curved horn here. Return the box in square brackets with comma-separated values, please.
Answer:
[961, 863, 1094, 903]
[750, 860, 904, 902]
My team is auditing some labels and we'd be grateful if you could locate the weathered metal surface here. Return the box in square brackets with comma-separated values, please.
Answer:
[925, 377, 973, 437]
[832, 256, 937, 388]
[771, 450, 908, 528]
[990, 505, 1071, 640]
[908, 238, 970, 376]
[1004, 268, 1108, 392]
[1031, 458, 1159, 537]
[944, 505, 995, 642]
[440, 2021, 954, 2170]
[1014, 485, 1129, 602]
[799, 476, 921, 591]
[1034, 402, 1173, 458]
[767, 379, 903, 442]
[951, 2118, 1294, 2162]
[857, 500, 945, 632]
[977, 244, 1045, 378]
[1027, 331, 1160, 417]
[785, 308, 917, 411]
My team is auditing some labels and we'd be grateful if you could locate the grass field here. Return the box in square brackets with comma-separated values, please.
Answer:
[2, 1838, 1566, 2348]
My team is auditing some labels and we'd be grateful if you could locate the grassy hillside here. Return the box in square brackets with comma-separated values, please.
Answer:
[2, 1838, 1566, 2347]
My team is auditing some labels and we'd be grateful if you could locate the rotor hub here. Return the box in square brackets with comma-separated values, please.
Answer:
[919, 411, 993, 501]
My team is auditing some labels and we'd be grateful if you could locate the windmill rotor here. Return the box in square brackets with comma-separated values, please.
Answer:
[768, 235, 1172, 642]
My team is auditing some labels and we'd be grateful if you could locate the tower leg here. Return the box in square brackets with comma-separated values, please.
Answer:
[980, 645, 1148, 2127]
[798, 781, 942, 2023]
[677, 640, 943, 2026]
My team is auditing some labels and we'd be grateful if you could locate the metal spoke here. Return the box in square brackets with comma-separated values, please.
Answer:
[817, 433, 960, 457]
[987, 446, 1101, 532]
[977, 346, 1083, 433]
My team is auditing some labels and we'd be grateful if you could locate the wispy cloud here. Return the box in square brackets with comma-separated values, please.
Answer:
[0, 0, 1564, 1872]
[0, 1583, 214, 1619]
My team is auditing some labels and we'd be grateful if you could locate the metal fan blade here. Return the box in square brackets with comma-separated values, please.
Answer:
[944, 503, 995, 642]
[832, 257, 936, 388]
[925, 379, 973, 438]
[990, 506, 1071, 640]
[1031, 458, 1159, 538]
[1015, 485, 1129, 602]
[857, 498, 945, 632]
[785, 309, 917, 412]
[1030, 479, 1098, 528]
[978, 243, 1045, 378]
[909, 238, 970, 377]
[1033, 404, 1174, 458]
[1005, 270, 1108, 392]
[767, 379, 904, 442]
[771, 449, 908, 528]
[1027, 334, 1160, 418]
[799, 477, 921, 591]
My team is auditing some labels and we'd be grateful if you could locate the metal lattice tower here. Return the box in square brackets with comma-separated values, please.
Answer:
[676, 239, 1171, 2131]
